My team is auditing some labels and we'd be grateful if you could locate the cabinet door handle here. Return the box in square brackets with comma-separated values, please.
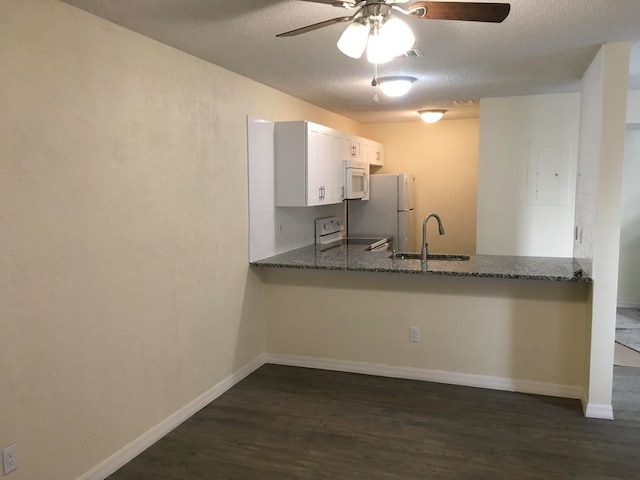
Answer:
[351, 145, 356, 156]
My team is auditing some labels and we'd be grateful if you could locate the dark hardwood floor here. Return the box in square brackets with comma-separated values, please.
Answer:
[107, 365, 640, 480]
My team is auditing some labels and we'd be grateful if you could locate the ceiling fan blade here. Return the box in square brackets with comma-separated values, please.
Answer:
[301, 0, 357, 5]
[276, 15, 353, 37]
[408, 2, 510, 23]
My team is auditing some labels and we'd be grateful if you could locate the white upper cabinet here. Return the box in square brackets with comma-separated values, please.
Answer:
[275, 121, 343, 207]
[275, 121, 385, 207]
[342, 134, 384, 166]
[341, 135, 364, 162]
[369, 140, 385, 166]
[360, 140, 370, 164]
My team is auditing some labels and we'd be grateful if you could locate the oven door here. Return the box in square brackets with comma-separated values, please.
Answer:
[345, 163, 369, 200]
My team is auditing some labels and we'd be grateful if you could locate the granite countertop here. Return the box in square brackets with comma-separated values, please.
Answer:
[251, 244, 590, 282]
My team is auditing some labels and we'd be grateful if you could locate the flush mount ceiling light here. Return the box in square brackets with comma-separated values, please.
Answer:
[418, 109, 447, 123]
[377, 76, 416, 97]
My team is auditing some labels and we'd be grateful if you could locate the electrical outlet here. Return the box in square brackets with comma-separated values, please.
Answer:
[409, 326, 420, 342]
[3, 444, 17, 475]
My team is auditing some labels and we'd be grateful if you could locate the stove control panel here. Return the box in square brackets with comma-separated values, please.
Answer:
[315, 216, 345, 245]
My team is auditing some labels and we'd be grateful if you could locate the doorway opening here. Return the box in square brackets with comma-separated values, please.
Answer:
[614, 126, 640, 368]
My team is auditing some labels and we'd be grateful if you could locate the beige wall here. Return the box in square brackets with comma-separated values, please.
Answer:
[1, 1, 628, 477]
[362, 120, 479, 255]
[0, 1, 360, 479]
[264, 269, 589, 393]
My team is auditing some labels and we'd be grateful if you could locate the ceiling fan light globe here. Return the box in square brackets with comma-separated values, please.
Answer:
[379, 17, 415, 57]
[337, 21, 369, 59]
[366, 33, 393, 64]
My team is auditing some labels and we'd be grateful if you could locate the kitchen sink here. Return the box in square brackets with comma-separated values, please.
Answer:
[389, 252, 471, 261]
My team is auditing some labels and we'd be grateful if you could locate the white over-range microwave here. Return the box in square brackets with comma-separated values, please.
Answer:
[344, 160, 369, 200]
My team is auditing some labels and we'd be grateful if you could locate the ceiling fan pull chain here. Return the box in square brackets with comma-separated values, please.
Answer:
[372, 63, 380, 103]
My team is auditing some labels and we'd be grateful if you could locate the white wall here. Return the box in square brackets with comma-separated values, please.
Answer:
[0, 1, 360, 479]
[575, 43, 630, 418]
[477, 94, 580, 257]
[617, 90, 640, 305]
[574, 56, 606, 268]
[626, 89, 640, 123]
[617, 127, 640, 306]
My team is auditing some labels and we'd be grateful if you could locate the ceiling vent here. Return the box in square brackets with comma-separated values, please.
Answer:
[452, 99, 475, 106]
[404, 48, 423, 58]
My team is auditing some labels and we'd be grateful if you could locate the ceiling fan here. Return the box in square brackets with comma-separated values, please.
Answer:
[277, 1, 511, 63]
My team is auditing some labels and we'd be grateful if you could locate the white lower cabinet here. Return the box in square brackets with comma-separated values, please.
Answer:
[275, 121, 343, 207]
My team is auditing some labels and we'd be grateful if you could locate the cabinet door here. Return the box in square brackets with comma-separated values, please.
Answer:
[341, 135, 361, 161]
[309, 123, 342, 206]
[360, 138, 369, 164]
[351, 138, 361, 160]
[341, 137, 353, 161]
[315, 127, 343, 205]
[322, 131, 344, 204]
[306, 125, 322, 206]
[369, 141, 385, 166]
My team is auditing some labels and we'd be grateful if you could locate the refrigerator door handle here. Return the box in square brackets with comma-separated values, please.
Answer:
[404, 179, 409, 209]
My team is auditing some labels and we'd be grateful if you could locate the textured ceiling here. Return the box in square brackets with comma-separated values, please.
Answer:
[60, 0, 640, 123]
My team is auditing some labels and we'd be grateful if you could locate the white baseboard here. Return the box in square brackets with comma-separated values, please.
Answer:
[578, 389, 614, 420]
[265, 353, 584, 400]
[617, 302, 640, 309]
[78, 353, 266, 480]
[584, 402, 614, 420]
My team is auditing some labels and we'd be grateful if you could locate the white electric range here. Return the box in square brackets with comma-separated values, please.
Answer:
[314, 216, 390, 252]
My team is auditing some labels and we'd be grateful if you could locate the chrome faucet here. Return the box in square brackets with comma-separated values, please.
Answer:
[421, 213, 445, 262]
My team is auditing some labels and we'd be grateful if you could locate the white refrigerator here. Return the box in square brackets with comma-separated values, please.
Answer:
[348, 173, 416, 251]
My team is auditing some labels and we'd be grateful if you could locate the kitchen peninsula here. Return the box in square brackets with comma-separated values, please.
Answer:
[254, 245, 593, 413]
[251, 244, 588, 282]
